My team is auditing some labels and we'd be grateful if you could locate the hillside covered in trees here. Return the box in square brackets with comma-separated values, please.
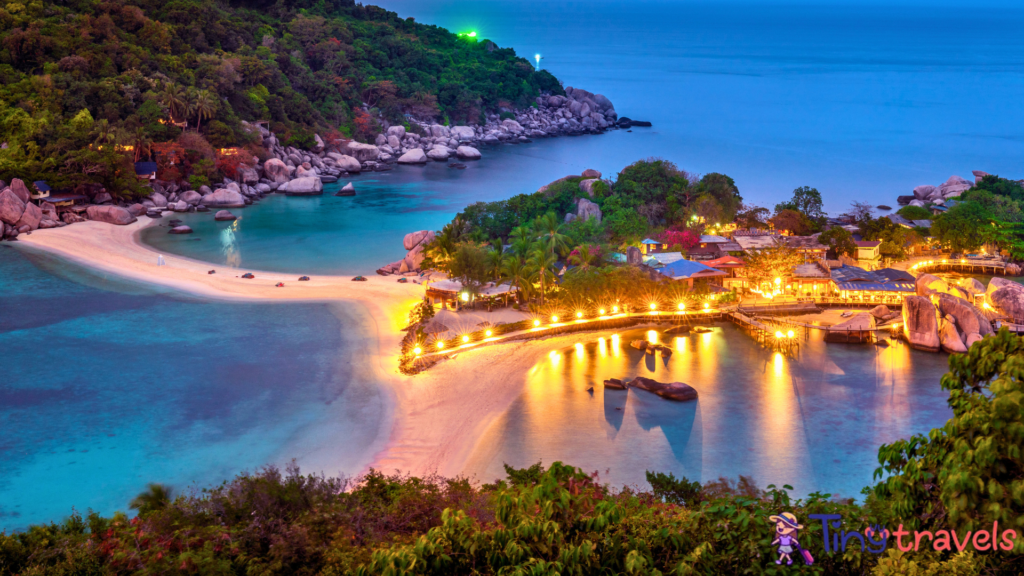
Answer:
[0, 0, 563, 189]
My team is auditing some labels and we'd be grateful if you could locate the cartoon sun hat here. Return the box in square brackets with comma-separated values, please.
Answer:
[769, 512, 804, 530]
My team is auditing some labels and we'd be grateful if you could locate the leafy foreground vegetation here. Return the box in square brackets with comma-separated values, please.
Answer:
[5, 331, 1024, 575]
[0, 0, 561, 191]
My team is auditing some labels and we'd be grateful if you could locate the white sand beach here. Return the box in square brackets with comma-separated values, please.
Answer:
[17, 217, 581, 480]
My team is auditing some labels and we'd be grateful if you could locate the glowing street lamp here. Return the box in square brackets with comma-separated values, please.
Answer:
[599, 308, 606, 315]
[461, 292, 470, 302]
[678, 303, 686, 310]
[576, 311, 583, 319]
[533, 319, 541, 327]
[649, 303, 657, 310]
[485, 329, 493, 337]
[462, 335, 470, 343]
[413, 346, 422, 355]
[775, 331, 784, 339]
[551, 315, 559, 323]
[437, 342, 445, 350]
[787, 330, 794, 338]
[612, 305, 619, 313]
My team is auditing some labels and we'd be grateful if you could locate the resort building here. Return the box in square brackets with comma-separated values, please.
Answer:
[425, 279, 517, 309]
[30, 181, 50, 204]
[855, 240, 882, 269]
[704, 255, 746, 291]
[830, 265, 916, 303]
[686, 245, 723, 261]
[780, 235, 828, 262]
[792, 262, 834, 296]
[698, 234, 730, 248]
[733, 234, 778, 254]
[657, 259, 727, 288]
[135, 161, 158, 182]
[640, 238, 669, 254]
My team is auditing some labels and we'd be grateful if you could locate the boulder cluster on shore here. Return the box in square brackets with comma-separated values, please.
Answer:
[0, 86, 638, 241]
[896, 170, 1008, 207]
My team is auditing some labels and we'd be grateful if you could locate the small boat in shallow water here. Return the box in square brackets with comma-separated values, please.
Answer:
[690, 326, 713, 334]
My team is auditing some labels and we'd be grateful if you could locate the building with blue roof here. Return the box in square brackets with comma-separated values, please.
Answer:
[657, 259, 727, 288]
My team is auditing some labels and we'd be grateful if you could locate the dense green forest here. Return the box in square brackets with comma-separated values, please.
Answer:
[3, 330, 1023, 575]
[0, 0, 562, 190]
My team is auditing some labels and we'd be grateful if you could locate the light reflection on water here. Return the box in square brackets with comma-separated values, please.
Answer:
[463, 324, 951, 499]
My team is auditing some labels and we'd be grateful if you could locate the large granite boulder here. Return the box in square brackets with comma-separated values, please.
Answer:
[973, 170, 991, 185]
[127, 203, 146, 217]
[0, 188, 26, 225]
[426, 147, 450, 161]
[10, 178, 31, 203]
[334, 154, 362, 173]
[404, 243, 426, 270]
[935, 293, 993, 345]
[627, 377, 698, 402]
[386, 125, 406, 139]
[626, 246, 642, 266]
[916, 273, 969, 299]
[237, 165, 259, 185]
[913, 185, 936, 201]
[939, 316, 968, 354]
[576, 198, 602, 223]
[455, 146, 481, 160]
[278, 177, 323, 195]
[214, 210, 237, 221]
[294, 165, 316, 178]
[581, 168, 602, 178]
[149, 192, 168, 208]
[180, 190, 203, 205]
[172, 201, 188, 212]
[938, 175, 972, 199]
[451, 126, 475, 141]
[264, 158, 290, 183]
[579, 178, 603, 197]
[16, 201, 42, 231]
[202, 189, 246, 208]
[902, 296, 940, 352]
[336, 182, 356, 196]
[397, 148, 428, 164]
[312, 133, 325, 153]
[346, 142, 380, 162]
[403, 230, 435, 250]
[86, 205, 136, 226]
[957, 277, 985, 295]
[989, 280, 1024, 322]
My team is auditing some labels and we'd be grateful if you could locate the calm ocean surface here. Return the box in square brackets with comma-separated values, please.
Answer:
[145, 0, 1024, 274]
[463, 326, 952, 500]
[0, 247, 386, 530]
[6, 0, 1000, 527]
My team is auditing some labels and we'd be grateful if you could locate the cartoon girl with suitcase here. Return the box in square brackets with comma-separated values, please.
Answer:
[770, 512, 814, 566]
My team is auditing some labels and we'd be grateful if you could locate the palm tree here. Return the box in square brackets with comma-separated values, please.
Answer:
[502, 257, 530, 303]
[129, 483, 173, 516]
[527, 245, 558, 305]
[568, 245, 597, 271]
[160, 82, 186, 121]
[91, 119, 115, 146]
[193, 90, 217, 132]
[486, 240, 507, 282]
[183, 87, 200, 125]
[131, 127, 152, 162]
[534, 212, 569, 256]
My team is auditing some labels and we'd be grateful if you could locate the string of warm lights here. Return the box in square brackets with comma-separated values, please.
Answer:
[411, 302, 723, 358]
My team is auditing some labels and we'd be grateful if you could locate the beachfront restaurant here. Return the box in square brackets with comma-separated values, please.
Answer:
[657, 259, 727, 288]
[703, 255, 746, 290]
[829, 265, 916, 304]
[425, 279, 517, 309]
[792, 262, 834, 296]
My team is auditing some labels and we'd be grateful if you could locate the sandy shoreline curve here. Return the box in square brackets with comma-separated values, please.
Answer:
[15, 217, 584, 480]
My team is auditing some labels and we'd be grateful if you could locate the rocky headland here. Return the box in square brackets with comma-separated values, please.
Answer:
[0, 86, 637, 242]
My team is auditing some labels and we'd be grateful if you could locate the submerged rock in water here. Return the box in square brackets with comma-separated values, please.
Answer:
[168, 225, 193, 234]
[214, 210, 237, 221]
[335, 182, 356, 196]
[603, 378, 627, 390]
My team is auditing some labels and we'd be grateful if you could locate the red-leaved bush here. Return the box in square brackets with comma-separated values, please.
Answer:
[657, 229, 700, 250]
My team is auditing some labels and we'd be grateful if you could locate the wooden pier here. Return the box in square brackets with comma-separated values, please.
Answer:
[727, 312, 802, 352]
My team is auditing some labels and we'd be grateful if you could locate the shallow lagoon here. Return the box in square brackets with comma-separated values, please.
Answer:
[464, 324, 953, 499]
[0, 246, 386, 530]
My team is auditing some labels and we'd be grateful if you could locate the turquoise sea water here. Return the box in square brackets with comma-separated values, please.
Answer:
[7, 0, 1004, 527]
[464, 325, 953, 499]
[143, 2, 1024, 274]
[0, 246, 386, 530]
